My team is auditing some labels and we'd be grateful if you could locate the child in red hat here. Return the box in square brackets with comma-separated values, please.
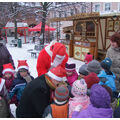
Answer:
[9, 60, 34, 105]
[2, 63, 18, 106]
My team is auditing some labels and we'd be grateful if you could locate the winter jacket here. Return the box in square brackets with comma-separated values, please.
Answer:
[43, 100, 69, 118]
[37, 43, 68, 77]
[72, 104, 113, 118]
[0, 43, 15, 77]
[9, 72, 33, 102]
[69, 95, 90, 118]
[98, 70, 116, 92]
[0, 78, 10, 117]
[16, 75, 51, 118]
[66, 70, 78, 86]
[106, 47, 120, 82]
[114, 105, 120, 118]
[3, 74, 18, 105]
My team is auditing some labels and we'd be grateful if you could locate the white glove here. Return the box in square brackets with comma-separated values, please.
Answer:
[74, 105, 82, 112]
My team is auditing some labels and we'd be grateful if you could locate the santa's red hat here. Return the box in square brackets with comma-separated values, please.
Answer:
[47, 65, 66, 81]
[17, 60, 29, 71]
[2, 63, 15, 75]
[51, 43, 66, 62]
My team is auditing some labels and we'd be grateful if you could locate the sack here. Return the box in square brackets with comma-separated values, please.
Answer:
[0, 96, 10, 117]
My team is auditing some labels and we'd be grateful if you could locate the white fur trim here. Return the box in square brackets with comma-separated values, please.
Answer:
[45, 45, 52, 58]
[18, 66, 29, 71]
[54, 99, 67, 105]
[65, 68, 75, 71]
[56, 55, 65, 58]
[2, 68, 14, 74]
[47, 71, 63, 81]
[0, 79, 5, 91]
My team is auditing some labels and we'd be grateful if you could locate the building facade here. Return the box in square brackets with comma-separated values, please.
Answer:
[48, 2, 120, 40]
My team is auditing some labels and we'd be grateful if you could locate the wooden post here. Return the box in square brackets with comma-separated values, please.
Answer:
[95, 19, 99, 59]
[5, 30, 8, 43]
[48, 23, 50, 43]
[104, 18, 107, 50]
[24, 29, 26, 43]
[57, 21, 58, 42]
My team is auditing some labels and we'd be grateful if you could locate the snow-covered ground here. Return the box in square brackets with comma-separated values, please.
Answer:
[6, 37, 84, 117]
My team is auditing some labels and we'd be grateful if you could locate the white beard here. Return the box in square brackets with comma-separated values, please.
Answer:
[50, 55, 65, 69]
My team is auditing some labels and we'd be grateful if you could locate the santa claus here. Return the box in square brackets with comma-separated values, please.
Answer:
[37, 41, 68, 76]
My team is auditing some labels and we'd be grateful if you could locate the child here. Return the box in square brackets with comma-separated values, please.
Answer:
[69, 79, 90, 118]
[78, 64, 88, 79]
[2, 63, 18, 105]
[84, 52, 93, 64]
[72, 84, 113, 118]
[9, 60, 34, 104]
[65, 63, 78, 86]
[84, 72, 100, 89]
[98, 57, 116, 92]
[87, 60, 101, 75]
[43, 85, 69, 118]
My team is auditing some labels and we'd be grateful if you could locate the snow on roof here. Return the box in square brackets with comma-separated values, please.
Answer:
[5, 22, 28, 28]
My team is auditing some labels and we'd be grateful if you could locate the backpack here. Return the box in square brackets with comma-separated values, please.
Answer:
[0, 96, 10, 117]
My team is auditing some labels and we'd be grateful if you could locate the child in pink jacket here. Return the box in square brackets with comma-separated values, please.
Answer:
[65, 63, 78, 86]
[84, 52, 93, 64]
[69, 79, 90, 118]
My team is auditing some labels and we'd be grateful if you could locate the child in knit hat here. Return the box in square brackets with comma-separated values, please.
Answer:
[98, 57, 116, 92]
[2, 63, 18, 105]
[69, 79, 90, 118]
[65, 63, 78, 86]
[78, 64, 88, 79]
[9, 60, 34, 105]
[43, 85, 69, 118]
[87, 60, 101, 74]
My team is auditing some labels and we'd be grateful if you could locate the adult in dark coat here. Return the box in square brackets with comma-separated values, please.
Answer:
[0, 39, 15, 77]
[16, 66, 68, 118]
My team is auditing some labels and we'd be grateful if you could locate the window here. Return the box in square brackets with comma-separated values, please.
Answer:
[54, 12, 56, 18]
[59, 12, 62, 18]
[64, 12, 67, 17]
[70, 9, 74, 16]
[105, 3, 111, 11]
[118, 3, 120, 11]
[95, 4, 100, 12]
[81, 6, 86, 13]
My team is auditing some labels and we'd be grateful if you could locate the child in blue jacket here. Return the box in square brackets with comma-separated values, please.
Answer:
[98, 57, 116, 92]
[9, 60, 34, 105]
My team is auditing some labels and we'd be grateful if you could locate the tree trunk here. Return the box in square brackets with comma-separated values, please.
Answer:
[41, 2, 47, 44]
[14, 19, 18, 39]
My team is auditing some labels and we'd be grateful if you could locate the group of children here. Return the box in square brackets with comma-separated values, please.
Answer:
[0, 52, 120, 118]
[42, 52, 120, 118]
[0, 60, 34, 117]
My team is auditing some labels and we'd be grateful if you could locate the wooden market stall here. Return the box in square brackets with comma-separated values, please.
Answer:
[61, 26, 73, 57]
[49, 12, 120, 61]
